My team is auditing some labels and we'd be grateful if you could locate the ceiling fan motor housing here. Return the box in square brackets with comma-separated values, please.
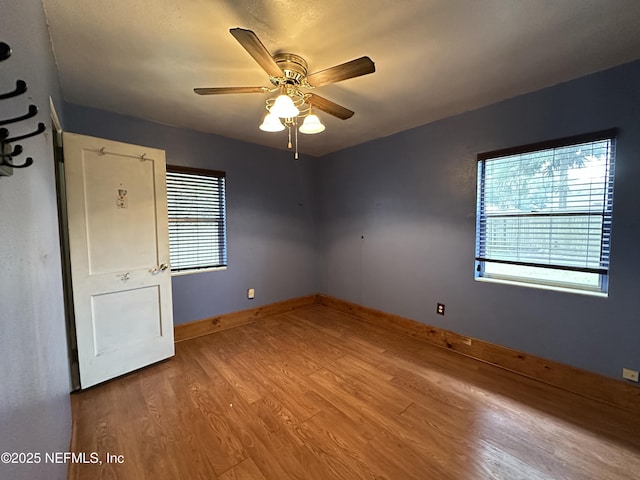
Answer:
[271, 53, 308, 86]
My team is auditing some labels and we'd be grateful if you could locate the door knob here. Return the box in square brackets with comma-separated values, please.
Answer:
[149, 263, 169, 274]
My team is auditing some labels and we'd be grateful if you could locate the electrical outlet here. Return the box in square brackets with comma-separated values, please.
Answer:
[247, 288, 255, 299]
[436, 303, 445, 315]
[622, 368, 639, 382]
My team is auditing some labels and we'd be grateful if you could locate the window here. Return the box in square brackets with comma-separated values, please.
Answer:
[475, 130, 616, 295]
[166, 166, 227, 273]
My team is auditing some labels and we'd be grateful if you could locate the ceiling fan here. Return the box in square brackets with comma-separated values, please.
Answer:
[194, 28, 375, 157]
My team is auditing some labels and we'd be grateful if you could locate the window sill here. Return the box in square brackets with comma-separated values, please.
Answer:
[474, 275, 608, 298]
[171, 266, 227, 277]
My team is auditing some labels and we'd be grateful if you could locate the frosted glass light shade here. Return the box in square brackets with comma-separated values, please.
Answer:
[270, 94, 300, 118]
[299, 114, 325, 134]
[259, 113, 285, 132]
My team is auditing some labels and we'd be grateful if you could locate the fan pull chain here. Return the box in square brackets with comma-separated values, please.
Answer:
[287, 126, 292, 149]
[294, 124, 299, 160]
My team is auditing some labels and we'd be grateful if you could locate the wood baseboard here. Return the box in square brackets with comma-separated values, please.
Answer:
[318, 294, 640, 413]
[174, 294, 319, 342]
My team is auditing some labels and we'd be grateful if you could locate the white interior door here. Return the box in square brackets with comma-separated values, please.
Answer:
[63, 132, 174, 389]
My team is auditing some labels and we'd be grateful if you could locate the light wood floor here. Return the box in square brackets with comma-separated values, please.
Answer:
[69, 305, 640, 479]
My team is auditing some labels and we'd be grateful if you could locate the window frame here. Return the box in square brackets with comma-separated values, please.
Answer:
[166, 165, 227, 275]
[474, 129, 616, 296]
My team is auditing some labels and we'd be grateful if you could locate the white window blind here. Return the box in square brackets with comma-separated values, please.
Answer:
[475, 130, 616, 294]
[166, 166, 227, 272]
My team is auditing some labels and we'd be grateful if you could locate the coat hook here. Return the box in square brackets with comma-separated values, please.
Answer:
[1, 122, 46, 143]
[1, 156, 34, 169]
[0, 145, 23, 158]
[0, 105, 38, 126]
[99, 147, 106, 155]
[0, 42, 11, 61]
[0, 42, 40, 174]
[0, 80, 27, 100]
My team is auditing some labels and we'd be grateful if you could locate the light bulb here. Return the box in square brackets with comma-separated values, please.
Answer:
[259, 113, 285, 132]
[270, 94, 300, 118]
[299, 114, 325, 134]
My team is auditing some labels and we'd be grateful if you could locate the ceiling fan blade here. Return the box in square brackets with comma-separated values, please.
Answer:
[306, 56, 375, 88]
[229, 28, 284, 78]
[194, 86, 269, 95]
[306, 93, 354, 120]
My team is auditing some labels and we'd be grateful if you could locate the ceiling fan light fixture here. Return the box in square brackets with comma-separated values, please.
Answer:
[195, 29, 374, 157]
[270, 93, 300, 118]
[299, 113, 325, 134]
[259, 113, 285, 132]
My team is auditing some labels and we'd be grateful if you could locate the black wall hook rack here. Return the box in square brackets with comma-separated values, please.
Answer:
[1, 41, 44, 176]
[0, 42, 10, 62]
[0, 104, 38, 126]
[0, 144, 23, 157]
[0, 80, 27, 100]
[1, 122, 46, 143]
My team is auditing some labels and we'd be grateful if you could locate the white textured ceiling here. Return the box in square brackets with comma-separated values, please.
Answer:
[42, 0, 640, 157]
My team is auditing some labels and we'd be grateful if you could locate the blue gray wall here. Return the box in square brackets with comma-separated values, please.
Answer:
[63, 104, 319, 325]
[0, 2, 71, 480]
[319, 60, 640, 381]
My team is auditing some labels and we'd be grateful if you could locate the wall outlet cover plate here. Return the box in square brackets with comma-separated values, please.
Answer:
[622, 368, 639, 382]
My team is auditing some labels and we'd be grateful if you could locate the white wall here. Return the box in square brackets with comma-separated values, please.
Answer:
[0, 2, 71, 479]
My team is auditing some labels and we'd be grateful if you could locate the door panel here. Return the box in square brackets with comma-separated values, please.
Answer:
[83, 154, 158, 273]
[63, 132, 174, 389]
[91, 286, 162, 354]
